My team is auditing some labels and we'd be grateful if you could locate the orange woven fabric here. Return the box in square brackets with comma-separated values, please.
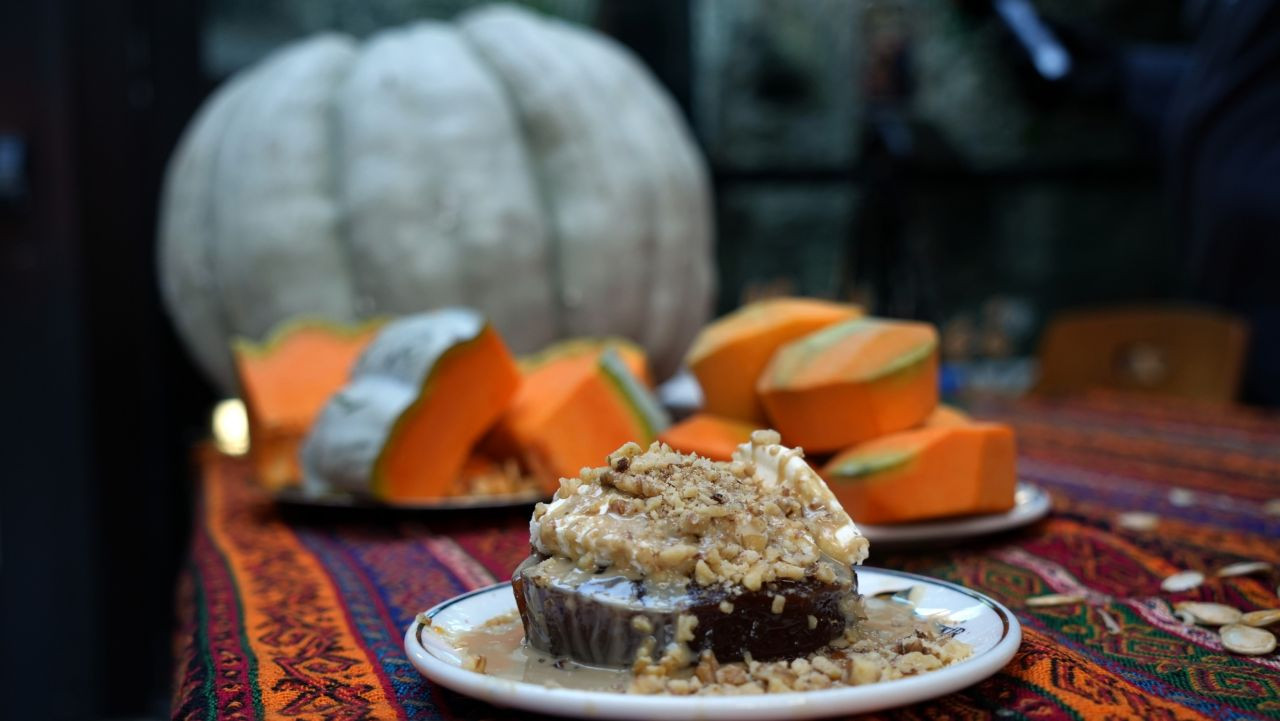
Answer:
[173, 395, 1280, 720]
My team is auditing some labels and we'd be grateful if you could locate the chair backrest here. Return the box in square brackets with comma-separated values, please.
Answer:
[1034, 305, 1249, 403]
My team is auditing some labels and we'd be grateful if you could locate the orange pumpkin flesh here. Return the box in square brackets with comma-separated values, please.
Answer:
[506, 350, 668, 491]
[923, 404, 970, 427]
[484, 338, 651, 460]
[232, 318, 383, 489]
[657, 413, 756, 461]
[517, 337, 652, 384]
[686, 297, 861, 424]
[820, 424, 1016, 524]
[758, 318, 938, 452]
[373, 324, 521, 501]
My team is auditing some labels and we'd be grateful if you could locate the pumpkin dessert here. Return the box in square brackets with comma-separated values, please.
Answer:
[511, 431, 871, 672]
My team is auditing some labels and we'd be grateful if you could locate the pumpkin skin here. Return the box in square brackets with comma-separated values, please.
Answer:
[158, 4, 715, 393]
[232, 316, 385, 490]
[300, 308, 521, 501]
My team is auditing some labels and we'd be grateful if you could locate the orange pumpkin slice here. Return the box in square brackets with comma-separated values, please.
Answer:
[518, 337, 652, 384]
[758, 317, 939, 452]
[686, 297, 861, 424]
[819, 424, 1017, 524]
[509, 348, 670, 491]
[483, 338, 651, 460]
[301, 309, 520, 502]
[232, 317, 384, 489]
[923, 404, 970, 428]
[657, 414, 756, 461]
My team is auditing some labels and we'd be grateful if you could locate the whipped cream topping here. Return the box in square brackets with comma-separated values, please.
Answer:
[529, 433, 869, 585]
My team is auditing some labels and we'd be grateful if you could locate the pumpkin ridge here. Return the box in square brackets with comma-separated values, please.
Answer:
[543, 20, 661, 353]
[205, 65, 268, 384]
[211, 36, 362, 346]
[455, 11, 570, 340]
[460, 7, 651, 346]
[160, 68, 262, 391]
[321, 34, 364, 319]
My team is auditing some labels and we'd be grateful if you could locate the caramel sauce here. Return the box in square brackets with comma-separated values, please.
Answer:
[443, 596, 944, 693]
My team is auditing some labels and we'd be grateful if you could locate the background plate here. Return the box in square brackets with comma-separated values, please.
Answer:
[858, 482, 1051, 546]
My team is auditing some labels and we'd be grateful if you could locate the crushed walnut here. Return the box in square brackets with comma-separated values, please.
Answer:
[628, 597, 971, 695]
[529, 433, 869, 587]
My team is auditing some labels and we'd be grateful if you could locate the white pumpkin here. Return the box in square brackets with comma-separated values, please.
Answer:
[159, 4, 715, 393]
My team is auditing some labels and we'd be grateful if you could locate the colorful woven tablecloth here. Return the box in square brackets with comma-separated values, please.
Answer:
[173, 394, 1280, 721]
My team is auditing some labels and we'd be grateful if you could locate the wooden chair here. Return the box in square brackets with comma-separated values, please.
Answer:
[1034, 305, 1249, 403]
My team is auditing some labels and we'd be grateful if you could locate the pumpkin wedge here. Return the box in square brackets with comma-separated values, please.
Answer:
[820, 424, 1017, 524]
[232, 317, 384, 489]
[517, 337, 652, 384]
[508, 348, 670, 491]
[758, 318, 939, 452]
[686, 297, 862, 424]
[483, 338, 651, 460]
[657, 414, 757, 461]
[301, 309, 520, 502]
[924, 404, 970, 428]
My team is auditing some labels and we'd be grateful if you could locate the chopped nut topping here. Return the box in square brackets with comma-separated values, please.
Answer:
[771, 595, 787, 614]
[627, 597, 971, 695]
[530, 439, 866, 585]
[676, 614, 699, 643]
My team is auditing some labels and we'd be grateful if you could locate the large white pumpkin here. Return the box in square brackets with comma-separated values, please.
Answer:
[159, 4, 715, 392]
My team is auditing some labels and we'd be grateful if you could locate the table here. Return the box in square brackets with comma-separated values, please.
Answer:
[172, 394, 1280, 720]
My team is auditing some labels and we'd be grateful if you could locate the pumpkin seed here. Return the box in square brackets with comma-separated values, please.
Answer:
[1168, 488, 1195, 507]
[1174, 610, 1196, 625]
[907, 585, 926, 606]
[1116, 512, 1159, 531]
[1026, 593, 1086, 607]
[872, 586, 915, 601]
[1219, 624, 1277, 655]
[1174, 601, 1242, 626]
[1097, 608, 1122, 634]
[1241, 609, 1280, 627]
[1216, 561, 1273, 578]
[1161, 570, 1205, 593]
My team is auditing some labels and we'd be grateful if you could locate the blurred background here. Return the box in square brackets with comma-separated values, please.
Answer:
[3, 0, 1277, 719]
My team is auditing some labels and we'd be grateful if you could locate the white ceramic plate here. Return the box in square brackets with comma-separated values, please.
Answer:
[274, 487, 545, 511]
[404, 568, 1021, 720]
[858, 482, 1051, 546]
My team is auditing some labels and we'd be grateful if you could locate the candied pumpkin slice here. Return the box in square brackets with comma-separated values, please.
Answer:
[758, 317, 939, 452]
[483, 337, 651, 459]
[657, 413, 756, 461]
[512, 348, 670, 491]
[301, 309, 520, 502]
[924, 404, 970, 428]
[686, 297, 861, 423]
[232, 317, 384, 489]
[820, 424, 1017, 524]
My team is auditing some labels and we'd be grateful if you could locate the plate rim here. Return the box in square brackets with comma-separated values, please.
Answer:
[858, 481, 1051, 545]
[403, 567, 1022, 720]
